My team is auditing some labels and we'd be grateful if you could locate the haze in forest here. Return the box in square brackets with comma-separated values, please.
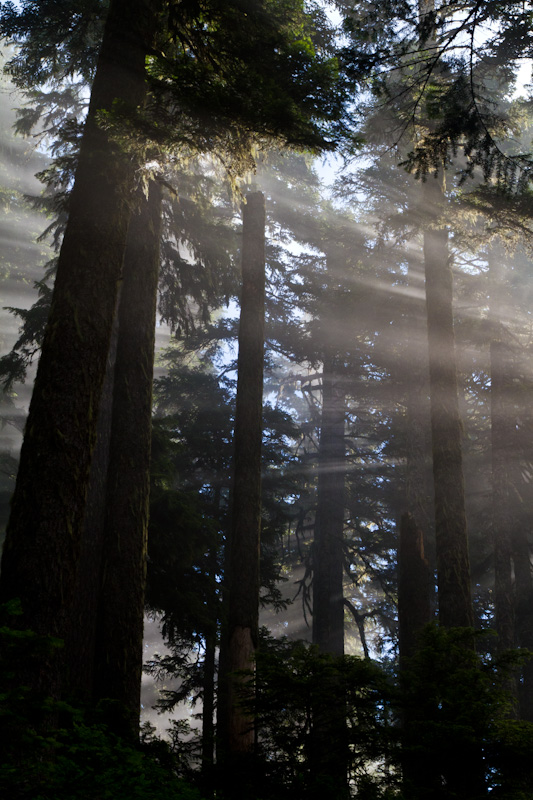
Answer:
[3, 2, 533, 799]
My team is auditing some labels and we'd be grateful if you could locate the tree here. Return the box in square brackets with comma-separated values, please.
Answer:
[489, 242, 515, 656]
[397, 512, 432, 795]
[423, 172, 473, 629]
[0, 0, 157, 700]
[310, 249, 349, 800]
[312, 328, 346, 657]
[219, 191, 266, 796]
[92, 180, 163, 731]
[398, 513, 431, 665]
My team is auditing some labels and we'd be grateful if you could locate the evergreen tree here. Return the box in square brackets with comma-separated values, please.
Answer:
[219, 191, 266, 797]
[423, 171, 473, 629]
[92, 180, 163, 732]
[489, 241, 516, 656]
[0, 0, 157, 700]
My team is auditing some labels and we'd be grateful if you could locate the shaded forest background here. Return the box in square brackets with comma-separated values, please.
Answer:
[3, 1, 533, 798]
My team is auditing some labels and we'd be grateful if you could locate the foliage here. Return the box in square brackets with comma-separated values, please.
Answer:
[0, 0, 346, 391]
[0, 603, 204, 800]
[489, 718, 533, 798]
[144, 0, 346, 158]
[340, 0, 533, 190]
[0, 56, 52, 391]
[1, 717, 204, 800]
[0, 270, 54, 391]
[249, 632, 398, 798]
[400, 624, 532, 799]
[212, 626, 533, 798]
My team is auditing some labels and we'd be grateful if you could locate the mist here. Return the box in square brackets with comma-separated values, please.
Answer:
[2, 2, 533, 798]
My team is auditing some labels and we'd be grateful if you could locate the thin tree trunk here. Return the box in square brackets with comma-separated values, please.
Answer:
[92, 180, 162, 733]
[398, 512, 431, 665]
[310, 307, 348, 800]
[312, 347, 345, 656]
[404, 255, 434, 555]
[422, 171, 485, 800]
[512, 522, 533, 720]
[507, 339, 533, 719]
[511, 400, 533, 719]
[222, 191, 265, 795]
[488, 243, 515, 655]
[202, 602, 217, 789]
[423, 174, 473, 630]
[398, 512, 432, 797]
[203, 624, 217, 766]
[0, 0, 154, 700]
[202, 525, 219, 792]
[491, 354, 515, 652]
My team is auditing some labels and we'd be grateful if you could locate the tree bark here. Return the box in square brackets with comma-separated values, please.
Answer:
[202, 538, 219, 793]
[202, 616, 217, 774]
[422, 175, 484, 798]
[398, 512, 432, 796]
[0, 0, 155, 699]
[222, 191, 265, 794]
[64, 301, 120, 703]
[398, 512, 431, 665]
[312, 347, 345, 655]
[423, 174, 473, 630]
[309, 271, 348, 800]
[511, 394, 533, 719]
[93, 180, 163, 733]
[512, 522, 533, 720]
[491, 354, 515, 653]
[487, 243, 515, 657]
[404, 255, 434, 554]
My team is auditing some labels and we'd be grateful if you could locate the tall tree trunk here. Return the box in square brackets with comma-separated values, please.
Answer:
[64, 302, 120, 703]
[312, 347, 345, 656]
[423, 174, 473, 630]
[93, 180, 163, 734]
[512, 392, 533, 719]
[490, 338, 515, 651]
[489, 246, 515, 654]
[310, 281, 348, 800]
[422, 171, 485, 800]
[399, 257, 433, 650]
[512, 523, 533, 720]
[404, 255, 434, 554]
[399, 255, 433, 800]
[0, 0, 155, 699]
[202, 522, 220, 793]
[222, 191, 265, 795]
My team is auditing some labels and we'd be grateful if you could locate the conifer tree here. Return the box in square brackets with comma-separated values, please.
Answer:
[92, 180, 163, 731]
[416, 0, 473, 630]
[0, 0, 157, 699]
[312, 343, 345, 657]
[311, 337, 348, 800]
[220, 191, 265, 795]
[489, 242, 516, 655]
[423, 172, 473, 629]
[398, 512, 431, 664]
